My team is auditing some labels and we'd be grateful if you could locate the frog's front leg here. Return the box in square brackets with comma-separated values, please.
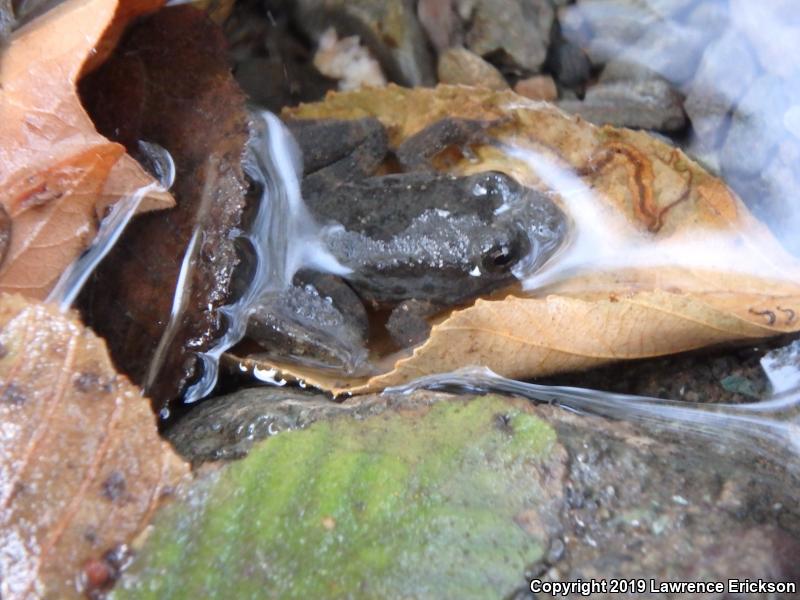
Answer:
[394, 118, 504, 172]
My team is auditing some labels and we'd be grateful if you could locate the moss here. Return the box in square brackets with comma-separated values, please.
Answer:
[113, 395, 558, 599]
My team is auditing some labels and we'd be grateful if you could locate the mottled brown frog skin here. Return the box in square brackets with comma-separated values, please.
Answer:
[246, 117, 568, 372]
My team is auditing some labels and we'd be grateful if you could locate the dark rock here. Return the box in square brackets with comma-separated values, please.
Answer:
[550, 406, 800, 589]
[684, 31, 759, 150]
[559, 77, 685, 131]
[545, 343, 779, 405]
[235, 57, 336, 113]
[0, 0, 13, 41]
[228, 7, 338, 114]
[167, 387, 334, 464]
[546, 36, 592, 88]
[437, 46, 509, 89]
[292, 0, 436, 86]
[459, 0, 554, 74]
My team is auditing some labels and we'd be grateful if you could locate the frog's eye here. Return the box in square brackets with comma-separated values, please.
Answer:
[481, 239, 525, 274]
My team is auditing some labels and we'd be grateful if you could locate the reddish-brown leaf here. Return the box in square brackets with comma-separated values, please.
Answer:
[0, 0, 174, 299]
[0, 294, 189, 599]
[78, 6, 250, 413]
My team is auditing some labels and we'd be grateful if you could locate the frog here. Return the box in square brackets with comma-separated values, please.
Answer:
[245, 116, 568, 372]
[286, 116, 569, 345]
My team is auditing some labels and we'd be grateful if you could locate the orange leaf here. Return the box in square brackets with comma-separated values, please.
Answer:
[0, 294, 189, 599]
[0, 0, 174, 299]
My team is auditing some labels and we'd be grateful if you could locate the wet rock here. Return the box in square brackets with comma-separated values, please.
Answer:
[166, 387, 800, 588]
[227, 2, 337, 111]
[514, 74, 557, 101]
[718, 71, 800, 253]
[459, 0, 554, 74]
[562, 0, 709, 83]
[598, 58, 658, 83]
[614, 18, 708, 84]
[546, 343, 778, 405]
[640, 0, 696, 19]
[549, 407, 800, 591]
[560, 0, 658, 64]
[719, 374, 762, 399]
[685, 0, 729, 40]
[761, 339, 800, 394]
[236, 56, 337, 112]
[730, 0, 800, 79]
[418, 0, 461, 52]
[0, 0, 13, 41]
[723, 146, 800, 256]
[167, 387, 335, 464]
[559, 77, 685, 131]
[720, 74, 798, 178]
[546, 36, 591, 88]
[293, 0, 435, 86]
[437, 46, 509, 89]
[684, 31, 759, 149]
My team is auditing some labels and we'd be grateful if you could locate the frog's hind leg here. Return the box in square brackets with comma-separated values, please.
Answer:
[285, 117, 389, 192]
[385, 299, 441, 349]
[394, 118, 505, 172]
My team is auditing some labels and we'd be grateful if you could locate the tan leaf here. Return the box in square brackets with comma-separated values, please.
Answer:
[248, 85, 800, 393]
[0, 0, 175, 299]
[0, 294, 189, 599]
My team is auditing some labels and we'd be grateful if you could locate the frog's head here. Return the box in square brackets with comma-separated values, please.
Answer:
[465, 171, 568, 281]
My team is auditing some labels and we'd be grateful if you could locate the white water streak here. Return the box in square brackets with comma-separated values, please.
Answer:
[180, 111, 347, 404]
[386, 366, 800, 476]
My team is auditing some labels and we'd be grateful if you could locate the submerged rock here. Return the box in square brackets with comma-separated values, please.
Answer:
[684, 31, 759, 149]
[417, 0, 461, 52]
[292, 0, 436, 86]
[514, 74, 558, 101]
[459, 0, 554, 74]
[559, 77, 685, 131]
[546, 35, 592, 88]
[437, 46, 509, 90]
[147, 389, 800, 598]
[720, 74, 797, 178]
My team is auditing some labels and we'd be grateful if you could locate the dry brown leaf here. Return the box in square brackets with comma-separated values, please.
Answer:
[0, 0, 174, 299]
[0, 294, 189, 599]
[256, 85, 800, 393]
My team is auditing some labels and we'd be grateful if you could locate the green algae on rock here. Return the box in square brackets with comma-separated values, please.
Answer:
[112, 396, 563, 599]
